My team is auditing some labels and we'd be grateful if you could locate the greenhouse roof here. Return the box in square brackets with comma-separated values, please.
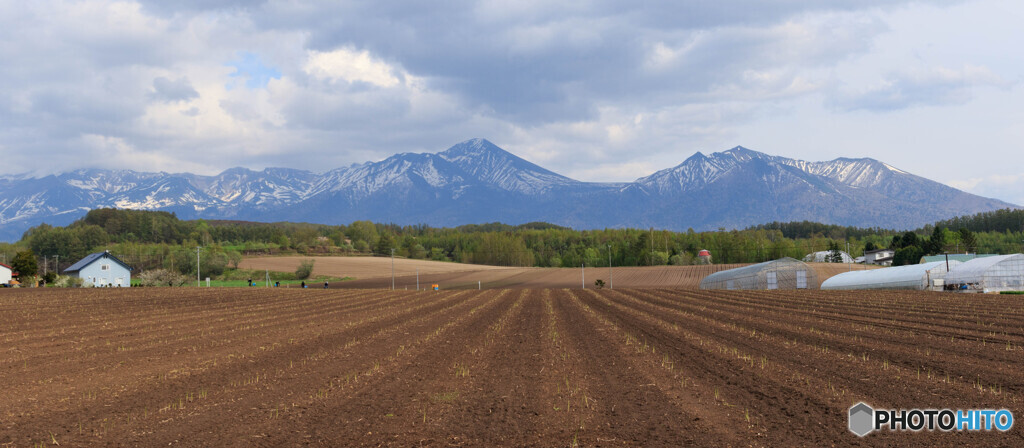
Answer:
[945, 254, 1024, 284]
[919, 254, 997, 264]
[821, 261, 958, 290]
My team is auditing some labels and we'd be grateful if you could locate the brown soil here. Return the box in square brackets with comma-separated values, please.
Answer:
[1, 287, 1020, 446]
[238, 255, 510, 279]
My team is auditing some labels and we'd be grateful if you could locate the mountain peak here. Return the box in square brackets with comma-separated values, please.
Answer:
[438, 138, 575, 194]
[440, 138, 506, 158]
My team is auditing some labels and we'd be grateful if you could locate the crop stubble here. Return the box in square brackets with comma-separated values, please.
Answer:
[1, 288, 1021, 446]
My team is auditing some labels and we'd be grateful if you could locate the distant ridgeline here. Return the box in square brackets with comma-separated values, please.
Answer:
[2, 208, 1023, 276]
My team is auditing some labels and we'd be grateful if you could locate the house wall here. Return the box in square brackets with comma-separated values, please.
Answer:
[0, 266, 11, 284]
[75, 258, 131, 287]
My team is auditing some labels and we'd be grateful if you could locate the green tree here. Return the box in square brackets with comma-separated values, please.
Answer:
[295, 259, 315, 280]
[892, 246, 924, 266]
[227, 250, 243, 269]
[959, 228, 978, 253]
[347, 221, 379, 247]
[827, 241, 843, 263]
[925, 226, 947, 255]
[375, 233, 396, 255]
[11, 250, 38, 281]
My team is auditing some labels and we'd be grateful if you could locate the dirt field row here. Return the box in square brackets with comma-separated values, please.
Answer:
[1, 287, 1020, 446]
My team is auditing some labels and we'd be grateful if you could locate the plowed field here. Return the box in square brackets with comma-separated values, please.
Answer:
[2, 288, 1020, 446]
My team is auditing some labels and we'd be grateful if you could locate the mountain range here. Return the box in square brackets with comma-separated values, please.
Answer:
[0, 138, 1016, 241]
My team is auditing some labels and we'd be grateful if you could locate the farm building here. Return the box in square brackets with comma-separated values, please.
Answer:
[1, 263, 12, 285]
[944, 254, 1024, 293]
[699, 257, 817, 290]
[821, 261, 961, 291]
[697, 249, 712, 264]
[863, 249, 894, 266]
[803, 250, 854, 264]
[63, 251, 133, 287]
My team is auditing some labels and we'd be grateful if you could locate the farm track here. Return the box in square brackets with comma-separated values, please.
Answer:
[1, 288, 1022, 446]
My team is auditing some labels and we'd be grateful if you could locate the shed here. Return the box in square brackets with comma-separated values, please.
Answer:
[0, 263, 12, 285]
[699, 257, 817, 290]
[821, 261, 961, 291]
[944, 254, 1024, 293]
[63, 251, 133, 287]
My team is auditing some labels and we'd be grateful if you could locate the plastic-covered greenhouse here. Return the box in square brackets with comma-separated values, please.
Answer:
[944, 254, 1024, 292]
[820, 261, 961, 291]
[803, 251, 854, 264]
[699, 257, 817, 290]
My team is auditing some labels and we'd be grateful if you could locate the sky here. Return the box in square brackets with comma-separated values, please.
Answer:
[1, 1, 1022, 205]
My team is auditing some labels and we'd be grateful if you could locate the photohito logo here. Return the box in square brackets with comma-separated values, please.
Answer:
[849, 402, 1014, 437]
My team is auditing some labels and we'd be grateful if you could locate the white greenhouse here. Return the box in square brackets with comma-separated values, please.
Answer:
[944, 254, 1024, 293]
[803, 250, 854, 264]
[820, 261, 961, 291]
[699, 257, 817, 290]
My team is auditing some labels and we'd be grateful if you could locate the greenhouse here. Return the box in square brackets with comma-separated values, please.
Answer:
[944, 254, 1024, 293]
[699, 257, 817, 290]
[820, 261, 961, 291]
[803, 250, 854, 264]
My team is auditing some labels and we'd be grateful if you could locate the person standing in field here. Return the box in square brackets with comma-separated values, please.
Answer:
[324, 280, 328, 289]
[301, 281, 305, 288]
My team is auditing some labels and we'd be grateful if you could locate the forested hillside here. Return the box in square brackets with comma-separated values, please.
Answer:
[2, 208, 1021, 281]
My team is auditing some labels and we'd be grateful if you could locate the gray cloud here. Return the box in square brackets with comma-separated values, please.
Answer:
[151, 77, 199, 102]
[830, 66, 1013, 112]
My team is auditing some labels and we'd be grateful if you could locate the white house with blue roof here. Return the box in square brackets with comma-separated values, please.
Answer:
[63, 251, 133, 287]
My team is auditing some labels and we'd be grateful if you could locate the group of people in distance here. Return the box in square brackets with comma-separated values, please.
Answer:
[248, 278, 329, 289]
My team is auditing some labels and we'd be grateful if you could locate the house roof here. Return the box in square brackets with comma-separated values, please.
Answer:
[63, 251, 133, 274]
[864, 249, 893, 255]
[0, 263, 11, 270]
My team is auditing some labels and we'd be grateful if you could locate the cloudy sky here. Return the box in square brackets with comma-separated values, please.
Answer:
[1, 1, 1022, 204]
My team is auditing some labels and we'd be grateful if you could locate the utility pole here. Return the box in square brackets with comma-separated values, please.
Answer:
[581, 262, 585, 289]
[54, 255, 59, 275]
[847, 241, 851, 271]
[391, 248, 395, 291]
[608, 244, 613, 290]
[196, 247, 201, 287]
[416, 268, 419, 291]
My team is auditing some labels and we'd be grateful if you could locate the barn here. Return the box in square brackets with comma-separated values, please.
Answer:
[944, 254, 1024, 293]
[699, 257, 817, 290]
[820, 261, 961, 291]
[63, 251, 133, 287]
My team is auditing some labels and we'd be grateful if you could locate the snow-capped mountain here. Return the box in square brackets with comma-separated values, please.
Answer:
[0, 140, 1016, 241]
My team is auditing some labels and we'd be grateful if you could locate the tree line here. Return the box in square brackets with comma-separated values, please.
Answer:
[2, 207, 1022, 284]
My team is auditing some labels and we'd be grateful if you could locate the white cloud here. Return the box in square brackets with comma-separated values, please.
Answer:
[304, 48, 402, 87]
[948, 174, 1024, 206]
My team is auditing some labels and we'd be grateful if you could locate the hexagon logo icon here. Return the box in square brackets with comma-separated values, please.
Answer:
[849, 402, 875, 437]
